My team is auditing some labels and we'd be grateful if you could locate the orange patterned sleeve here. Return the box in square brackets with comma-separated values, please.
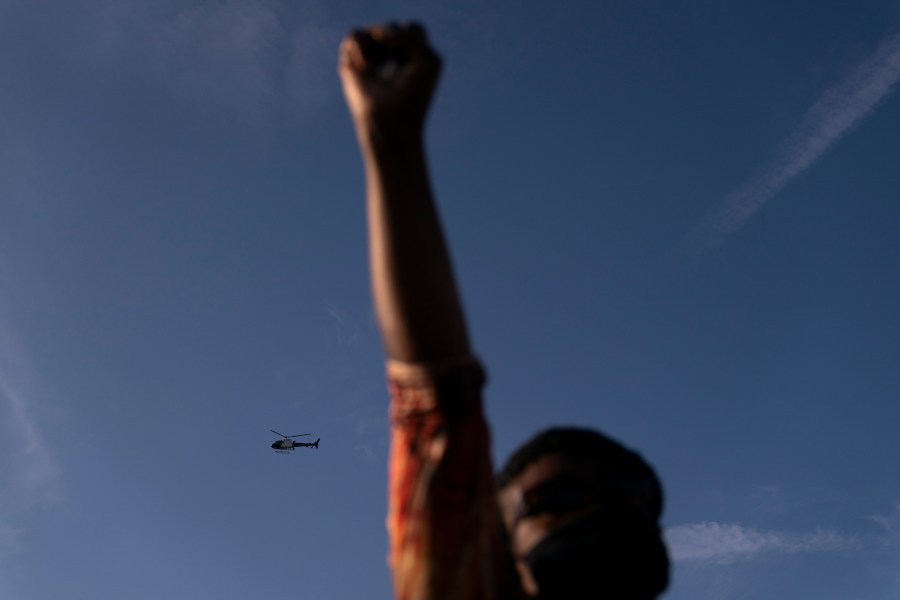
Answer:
[386, 358, 524, 600]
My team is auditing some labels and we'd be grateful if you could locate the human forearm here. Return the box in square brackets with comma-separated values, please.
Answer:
[340, 24, 470, 363]
[362, 132, 470, 363]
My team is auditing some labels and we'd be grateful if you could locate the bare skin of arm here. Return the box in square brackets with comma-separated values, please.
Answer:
[339, 23, 471, 364]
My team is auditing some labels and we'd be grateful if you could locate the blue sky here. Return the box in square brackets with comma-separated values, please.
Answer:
[2, 1, 900, 598]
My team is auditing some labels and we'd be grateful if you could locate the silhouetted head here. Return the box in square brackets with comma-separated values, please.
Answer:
[497, 427, 669, 599]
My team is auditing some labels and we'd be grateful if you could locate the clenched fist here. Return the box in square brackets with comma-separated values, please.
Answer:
[339, 22, 442, 141]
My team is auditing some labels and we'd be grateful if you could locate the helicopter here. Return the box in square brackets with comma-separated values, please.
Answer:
[270, 430, 320, 454]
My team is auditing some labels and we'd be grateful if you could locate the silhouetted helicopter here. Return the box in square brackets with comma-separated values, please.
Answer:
[270, 430, 320, 454]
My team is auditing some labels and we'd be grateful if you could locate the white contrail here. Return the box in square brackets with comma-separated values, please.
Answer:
[698, 29, 900, 248]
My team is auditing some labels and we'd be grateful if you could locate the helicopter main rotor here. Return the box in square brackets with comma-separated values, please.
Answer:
[270, 429, 311, 439]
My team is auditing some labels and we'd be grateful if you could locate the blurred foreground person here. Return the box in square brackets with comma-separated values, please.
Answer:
[339, 22, 668, 600]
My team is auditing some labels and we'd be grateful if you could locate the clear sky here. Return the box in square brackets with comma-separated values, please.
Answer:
[2, 1, 900, 599]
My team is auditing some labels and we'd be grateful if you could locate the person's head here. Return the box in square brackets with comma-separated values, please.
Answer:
[497, 427, 669, 599]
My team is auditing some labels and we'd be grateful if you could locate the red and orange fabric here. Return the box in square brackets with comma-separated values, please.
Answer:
[386, 358, 524, 600]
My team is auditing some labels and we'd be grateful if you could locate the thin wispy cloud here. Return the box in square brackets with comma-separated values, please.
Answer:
[697, 28, 900, 248]
[2, 0, 337, 130]
[869, 501, 900, 542]
[354, 444, 377, 463]
[154, 3, 287, 106]
[152, 1, 336, 121]
[0, 320, 62, 560]
[665, 521, 860, 565]
[326, 304, 364, 348]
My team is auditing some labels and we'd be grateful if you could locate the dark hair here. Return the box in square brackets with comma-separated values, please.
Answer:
[497, 427, 669, 598]
[498, 427, 662, 517]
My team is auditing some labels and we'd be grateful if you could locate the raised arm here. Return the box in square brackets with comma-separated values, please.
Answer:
[339, 23, 470, 364]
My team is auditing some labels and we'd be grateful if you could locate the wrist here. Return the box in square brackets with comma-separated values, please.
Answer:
[356, 120, 425, 162]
